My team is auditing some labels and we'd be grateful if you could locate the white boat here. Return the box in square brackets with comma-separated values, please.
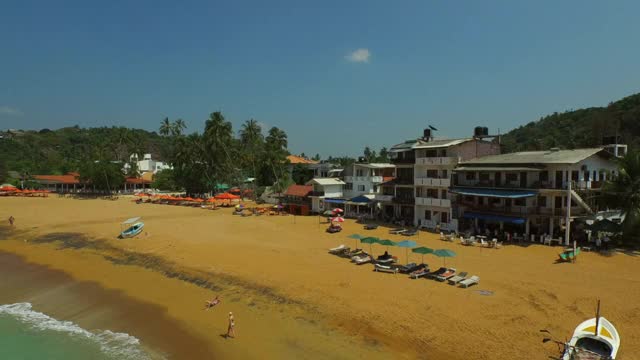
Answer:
[563, 316, 620, 360]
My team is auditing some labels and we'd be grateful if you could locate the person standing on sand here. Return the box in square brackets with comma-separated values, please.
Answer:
[227, 312, 235, 338]
[8, 216, 15, 227]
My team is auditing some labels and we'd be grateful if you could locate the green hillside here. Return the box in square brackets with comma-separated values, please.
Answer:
[501, 93, 640, 152]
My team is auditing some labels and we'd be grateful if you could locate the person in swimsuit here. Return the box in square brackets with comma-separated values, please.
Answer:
[227, 312, 235, 338]
[8, 216, 15, 227]
[205, 296, 221, 310]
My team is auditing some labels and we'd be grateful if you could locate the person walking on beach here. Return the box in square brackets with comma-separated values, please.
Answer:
[227, 312, 235, 338]
[8, 216, 15, 227]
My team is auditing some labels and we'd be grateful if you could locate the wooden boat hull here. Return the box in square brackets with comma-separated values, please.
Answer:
[563, 316, 620, 359]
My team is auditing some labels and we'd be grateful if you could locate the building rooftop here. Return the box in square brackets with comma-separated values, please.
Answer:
[284, 184, 312, 197]
[306, 178, 346, 186]
[461, 148, 609, 165]
[390, 138, 475, 152]
[354, 163, 395, 169]
[287, 155, 318, 165]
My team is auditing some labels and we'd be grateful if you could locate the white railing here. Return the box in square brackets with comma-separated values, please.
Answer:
[344, 175, 384, 183]
[374, 194, 393, 202]
[415, 197, 451, 207]
[415, 157, 457, 166]
[414, 178, 451, 187]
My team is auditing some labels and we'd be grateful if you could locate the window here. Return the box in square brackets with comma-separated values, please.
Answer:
[571, 171, 579, 181]
[584, 170, 590, 181]
[537, 196, 547, 207]
[357, 185, 365, 192]
[425, 150, 437, 158]
[356, 169, 364, 176]
[539, 171, 548, 182]
[426, 169, 438, 178]
[505, 173, 518, 182]
[427, 189, 439, 198]
[465, 172, 476, 180]
[344, 183, 353, 190]
[441, 212, 449, 223]
[479, 172, 490, 181]
[424, 210, 431, 220]
[514, 198, 525, 206]
[441, 189, 447, 199]
[441, 170, 448, 178]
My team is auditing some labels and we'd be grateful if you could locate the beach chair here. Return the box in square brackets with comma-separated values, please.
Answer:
[389, 228, 406, 235]
[328, 244, 349, 254]
[447, 272, 468, 285]
[459, 276, 480, 288]
[403, 229, 418, 236]
[364, 224, 379, 230]
[495, 241, 503, 249]
[352, 254, 372, 265]
[374, 263, 398, 274]
[399, 263, 423, 274]
[480, 239, 489, 247]
[440, 232, 445, 240]
[435, 268, 457, 282]
[409, 265, 431, 279]
[426, 267, 447, 279]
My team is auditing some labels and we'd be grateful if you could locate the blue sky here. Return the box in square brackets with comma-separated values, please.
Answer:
[1, 1, 639, 157]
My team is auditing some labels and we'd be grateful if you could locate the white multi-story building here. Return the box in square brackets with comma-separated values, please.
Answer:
[342, 162, 395, 199]
[451, 147, 621, 245]
[306, 178, 346, 213]
[384, 128, 501, 230]
[125, 153, 172, 174]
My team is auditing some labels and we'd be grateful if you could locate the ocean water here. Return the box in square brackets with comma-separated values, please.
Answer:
[0, 303, 153, 360]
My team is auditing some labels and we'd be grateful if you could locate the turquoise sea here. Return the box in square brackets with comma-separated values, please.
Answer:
[0, 303, 154, 360]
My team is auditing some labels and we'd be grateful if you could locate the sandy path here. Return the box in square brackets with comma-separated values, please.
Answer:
[1, 196, 639, 359]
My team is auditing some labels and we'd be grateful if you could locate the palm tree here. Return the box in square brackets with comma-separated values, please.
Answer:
[203, 112, 234, 187]
[159, 117, 172, 137]
[265, 127, 289, 193]
[601, 150, 640, 242]
[239, 119, 264, 199]
[172, 119, 187, 137]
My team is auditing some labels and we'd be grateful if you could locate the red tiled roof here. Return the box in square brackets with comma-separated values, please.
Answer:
[33, 174, 80, 184]
[284, 184, 312, 197]
[287, 155, 318, 165]
[126, 177, 152, 184]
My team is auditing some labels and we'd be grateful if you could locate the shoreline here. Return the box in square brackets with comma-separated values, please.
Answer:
[2, 196, 640, 359]
[0, 251, 215, 359]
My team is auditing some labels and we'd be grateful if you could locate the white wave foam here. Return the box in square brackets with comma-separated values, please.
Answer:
[0, 302, 155, 360]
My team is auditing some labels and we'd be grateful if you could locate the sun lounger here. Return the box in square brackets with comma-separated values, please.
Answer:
[399, 263, 419, 273]
[403, 229, 418, 236]
[328, 244, 349, 254]
[374, 263, 398, 274]
[426, 267, 447, 279]
[389, 228, 406, 235]
[435, 268, 457, 282]
[351, 253, 372, 264]
[409, 266, 430, 279]
[364, 224, 379, 230]
[459, 276, 480, 288]
[447, 272, 468, 285]
[376, 257, 395, 265]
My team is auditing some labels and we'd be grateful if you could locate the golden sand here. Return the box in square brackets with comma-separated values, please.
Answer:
[1, 196, 639, 359]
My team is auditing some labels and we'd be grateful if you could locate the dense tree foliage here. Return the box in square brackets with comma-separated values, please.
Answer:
[78, 161, 125, 192]
[601, 150, 640, 243]
[502, 93, 640, 152]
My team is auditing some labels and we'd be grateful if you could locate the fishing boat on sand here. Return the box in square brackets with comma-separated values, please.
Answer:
[119, 217, 145, 239]
[543, 300, 620, 360]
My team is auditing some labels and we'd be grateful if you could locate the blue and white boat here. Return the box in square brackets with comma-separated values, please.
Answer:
[119, 217, 144, 238]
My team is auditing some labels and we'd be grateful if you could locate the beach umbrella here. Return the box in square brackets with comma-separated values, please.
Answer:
[348, 234, 363, 249]
[207, 197, 217, 203]
[331, 216, 345, 223]
[183, 197, 195, 202]
[376, 239, 396, 253]
[332, 208, 344, 213]
[396, 240, 418, 263]
[432, 249, 457, 266]
[360, 237, 379, 254]
[412, 246, 434, 264]
[322, 210, 334, 217]
[586, 219, 622, 233]
[194, 198, 204, 203]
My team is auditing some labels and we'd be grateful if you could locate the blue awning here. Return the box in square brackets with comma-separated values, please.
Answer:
[463, 211, 526, 224]
[450, 187, 537, 199]
[349, 195, 372, 204]
[323, 198, 346, 204]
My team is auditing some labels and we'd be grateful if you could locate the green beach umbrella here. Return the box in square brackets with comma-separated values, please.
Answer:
[396, 240, 418, 264]
[376, 239, 396, 252]
[411, 246, 434, 264]
[360, 237, 379, 254]
[433, 249, 456, 266]
[322, 210, 334, 217]
[348, 234, 363, 249]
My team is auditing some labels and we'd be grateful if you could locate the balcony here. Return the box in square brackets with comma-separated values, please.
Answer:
[457, 203, 590, 218]
[415, 197, 451, 207]
[415, 157, 457, 166]
[344, 175, 384, 183]
[391, 157, 415, 164]
[374, 194, 393, 202]
[308, 191, 324, 197]
[415, 177, 450, 187]
[392, 197, 415, 205]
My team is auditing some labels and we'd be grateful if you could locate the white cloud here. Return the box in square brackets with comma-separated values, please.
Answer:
[345, 48, 371, 63]
[0, 106, 23, 116]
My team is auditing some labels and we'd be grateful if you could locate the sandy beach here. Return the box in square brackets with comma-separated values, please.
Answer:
[1, 196, 639, 359]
